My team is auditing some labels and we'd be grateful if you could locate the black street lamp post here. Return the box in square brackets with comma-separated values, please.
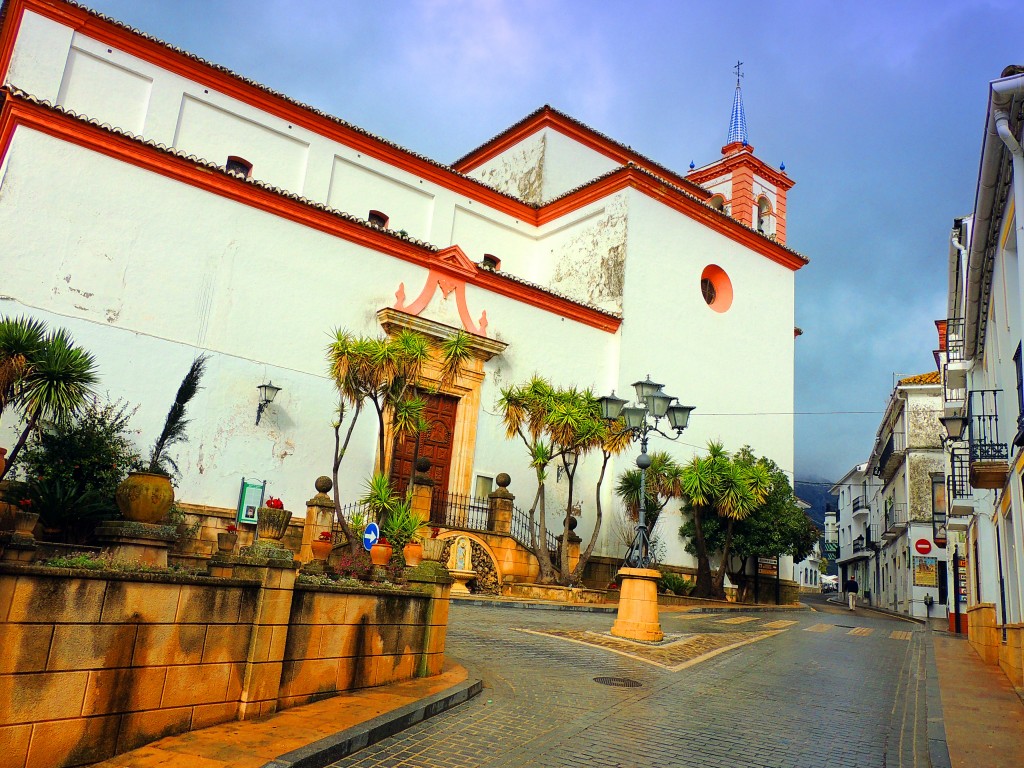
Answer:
[598, 376, 695, 569]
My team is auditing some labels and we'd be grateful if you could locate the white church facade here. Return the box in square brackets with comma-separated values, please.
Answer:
[0, 0, 806, 572]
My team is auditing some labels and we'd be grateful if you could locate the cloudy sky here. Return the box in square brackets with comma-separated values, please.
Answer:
[83, 0, 1021, 483]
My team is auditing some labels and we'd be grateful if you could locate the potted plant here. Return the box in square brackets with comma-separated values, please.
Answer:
[256, 496, 291, 541]
[13, 497, 38, 535]
[311, 530, 334, 561]
[422, 526, 445, 562]
[370, 536, 392, 566]
[218, 523, 238, 553]
[116, 356, 207, 523]
[381, 495, 427, 567]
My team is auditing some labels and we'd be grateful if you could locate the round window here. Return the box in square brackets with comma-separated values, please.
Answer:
[700, 265, 733, 313]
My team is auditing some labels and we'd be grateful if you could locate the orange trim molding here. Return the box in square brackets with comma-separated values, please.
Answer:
[452, 106, 710, 200]
[0, 1, 803, 275]
[0, 94, 622, 333]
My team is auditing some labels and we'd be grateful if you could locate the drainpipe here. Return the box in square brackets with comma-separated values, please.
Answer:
[964, 71, 1024, 360]
[993, 108, 1024, 258]
[949, 225, 967, 320]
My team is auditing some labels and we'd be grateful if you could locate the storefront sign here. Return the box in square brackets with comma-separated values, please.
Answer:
[913, 556, 938, 587]
[914, 539, 932, 555]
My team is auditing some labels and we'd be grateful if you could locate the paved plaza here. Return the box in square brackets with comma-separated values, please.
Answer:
[330, 599, 928, 768]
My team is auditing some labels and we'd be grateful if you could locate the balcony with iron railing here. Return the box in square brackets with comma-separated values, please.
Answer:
[873, 430, 906, 480]
[851, 495, 869, 519]
[967, 389, 1010, 489]
[944, 318, 969, 406]
[882, 502, 908, 540]
[947, 443, 976, 516]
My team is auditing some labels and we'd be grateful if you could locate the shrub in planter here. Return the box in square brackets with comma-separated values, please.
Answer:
[13, 397, 140, 541]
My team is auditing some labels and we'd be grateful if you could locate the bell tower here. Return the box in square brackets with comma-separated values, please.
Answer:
[686, 62, 794, 244]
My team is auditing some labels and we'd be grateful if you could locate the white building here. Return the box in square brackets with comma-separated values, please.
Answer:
[865, 372, 946, 622]
[0, 0, 806, 572]
[831, 463, 874, 602]
[941, 64, 1024, 685]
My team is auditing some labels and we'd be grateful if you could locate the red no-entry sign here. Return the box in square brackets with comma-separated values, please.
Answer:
[915, 539, 932, 555]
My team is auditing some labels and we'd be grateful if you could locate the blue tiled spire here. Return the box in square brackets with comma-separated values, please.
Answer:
[727, 60, 748, 145]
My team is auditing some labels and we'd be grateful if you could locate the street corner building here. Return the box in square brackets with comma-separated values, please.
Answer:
[940, 65, 1024, 688]
[0, 0, 807, 572]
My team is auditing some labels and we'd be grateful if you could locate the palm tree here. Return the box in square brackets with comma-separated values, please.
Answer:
[0, 325, 98, 481]
[326, 326, 472, 553]
[499, 378, 630, 585]
[614, 451, 682, 562]
[678, 441, 771, 599]
[0, 315, 46, 421]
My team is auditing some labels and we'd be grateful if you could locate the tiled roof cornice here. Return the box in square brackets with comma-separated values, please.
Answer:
[0, 86, 622, 330]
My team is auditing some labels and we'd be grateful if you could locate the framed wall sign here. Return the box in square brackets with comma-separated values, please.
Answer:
[913, 556, 938, 587]
[237, 478, 266, 525]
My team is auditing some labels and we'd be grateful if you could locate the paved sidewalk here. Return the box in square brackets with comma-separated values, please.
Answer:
[92, 663, 480, 768]
[932, 633, 1024, 768]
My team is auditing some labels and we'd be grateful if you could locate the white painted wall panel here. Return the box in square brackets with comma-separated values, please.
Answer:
[4, 10, 72, 100]
[174, 95, 310, 192]
[541, 128, 620, 202]
[57, 46, 152, 135]
[327, 157, 434, 239]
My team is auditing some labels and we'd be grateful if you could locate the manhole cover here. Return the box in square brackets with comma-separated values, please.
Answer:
[593, 676, 642, 688]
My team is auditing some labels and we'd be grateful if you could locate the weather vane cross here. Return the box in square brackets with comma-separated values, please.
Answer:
[733, 60, 744, 84]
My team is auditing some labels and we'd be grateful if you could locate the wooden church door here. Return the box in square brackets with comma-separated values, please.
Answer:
[389, 392, 459, 518]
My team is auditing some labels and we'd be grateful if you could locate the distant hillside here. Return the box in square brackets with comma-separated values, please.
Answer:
[794, 481, 837, 530]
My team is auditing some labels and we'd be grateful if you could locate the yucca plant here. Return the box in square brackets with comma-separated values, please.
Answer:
[326, 326, 471, 554]
[147, 355, 208, 475]
[0, 315, 46, 420]
[0, 322, 98, 482]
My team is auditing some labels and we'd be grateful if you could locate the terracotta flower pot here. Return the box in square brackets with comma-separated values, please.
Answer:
[115, 471, 174, 524]
[370, 539, 393, 566]
[403, 540, 423, 567]
[311, 539, 333, 561]
[0, 500, 17, 532]
[217, 531, 238, 553]
[13, 510, 39, 535]
[256, 507, 292, 541]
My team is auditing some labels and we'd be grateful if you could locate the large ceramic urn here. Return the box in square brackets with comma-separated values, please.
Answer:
[256, 506, 292, 540]
[115, 471, 174, 524]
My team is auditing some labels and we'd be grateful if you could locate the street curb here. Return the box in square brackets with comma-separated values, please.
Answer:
[260, 676, 484, 768]
[686, 605, 810, 614]
[924, 633, 952, 768]
[826, 597, 925, 624]
[453, 597, 619, 613]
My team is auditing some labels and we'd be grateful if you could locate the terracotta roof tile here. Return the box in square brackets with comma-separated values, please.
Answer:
[3, 87, 621, 322]
[897, 371, 941, 386]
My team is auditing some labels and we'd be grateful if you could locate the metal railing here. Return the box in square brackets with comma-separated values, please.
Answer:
[968, 389, 1009, 462]
[332, 500, 370, 542]
[949, 444, 972, 501]
[874, 430, 906, 477]
[510, 504, 559, 553]
[884, 502, 908, 533]
[852, 495, 868, 513]
[946, 318, 965, 362]
[433, 491, 490, 532]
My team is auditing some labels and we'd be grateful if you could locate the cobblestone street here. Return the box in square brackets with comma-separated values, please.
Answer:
[331, 599, 928, 768]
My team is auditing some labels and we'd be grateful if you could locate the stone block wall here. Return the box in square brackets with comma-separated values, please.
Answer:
[278, 578, 449, 710]
[0, 561, 452, 767]
[0, 567, 261, 767]
[175, 503, 303, 560]
[967, 604, 1001, 665]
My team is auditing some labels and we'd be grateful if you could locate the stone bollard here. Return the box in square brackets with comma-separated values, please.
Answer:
[488, 473, 513, 534]
[299, 476, 336, 564]
[410, 456, 434, 526]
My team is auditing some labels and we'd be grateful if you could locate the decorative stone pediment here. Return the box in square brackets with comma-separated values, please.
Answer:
[376, 308, 507, 361]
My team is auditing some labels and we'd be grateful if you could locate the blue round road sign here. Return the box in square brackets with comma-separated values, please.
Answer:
[363, 522, 380, 551]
